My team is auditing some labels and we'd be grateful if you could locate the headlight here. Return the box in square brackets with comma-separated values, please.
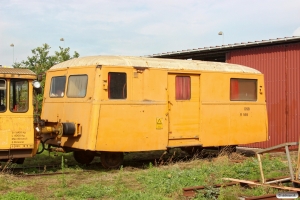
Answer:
[32, 80, 41, 89]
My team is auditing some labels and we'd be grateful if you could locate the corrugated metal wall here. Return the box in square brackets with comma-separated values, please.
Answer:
[286, 44, 300, 144]
[227, 43, 300, 148]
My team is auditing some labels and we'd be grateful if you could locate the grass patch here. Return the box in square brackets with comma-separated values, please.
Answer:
[0, 148, 297, 199]
[0, 191, 37, 200]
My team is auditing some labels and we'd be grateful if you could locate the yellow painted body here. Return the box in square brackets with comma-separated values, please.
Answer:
[41, 56, 268, 152]
[0, 69, 37, 159]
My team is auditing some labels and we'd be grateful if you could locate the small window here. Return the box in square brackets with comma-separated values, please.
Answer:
[67, 75, 88, 98]
[0, 79, 6, 112]
[230, 78, 257, 101]
[50, 76, 66, 97]
[9, 79, 29, 112]
[108, 72, 127, 99]
[175, 76, 191, 100]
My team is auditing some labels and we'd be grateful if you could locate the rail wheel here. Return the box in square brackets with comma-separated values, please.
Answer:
[73, 151, 95, 165]
[100, 152, 124, 169]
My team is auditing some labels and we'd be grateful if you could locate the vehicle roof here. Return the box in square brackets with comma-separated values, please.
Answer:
[0, 68, 36, 79]
[50, 55, 261, 74]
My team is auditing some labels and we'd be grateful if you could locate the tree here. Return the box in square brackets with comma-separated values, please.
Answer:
[13, 43, 79, 73]
[12, 44, 80, 114]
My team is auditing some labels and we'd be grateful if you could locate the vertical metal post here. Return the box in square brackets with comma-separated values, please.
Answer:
[10, 43, 14, 65]
[60, 38, 65, 48]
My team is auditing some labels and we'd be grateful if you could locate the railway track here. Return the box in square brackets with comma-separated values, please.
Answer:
[0, 152, 247, 178]
[0, 147, 249, 178]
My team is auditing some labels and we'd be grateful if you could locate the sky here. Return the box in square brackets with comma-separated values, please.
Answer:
[1, 0, 300, 67]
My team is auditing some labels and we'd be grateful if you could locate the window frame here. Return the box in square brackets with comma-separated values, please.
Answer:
[108, 72, 127, 100]
[66, 74, 88, 98]
[230, 78, 257, 101]
[50, 76, 66, 98]
[175, 76, 191, 100]
[9, 79, 29, 113]
[0, 79, 7, 112]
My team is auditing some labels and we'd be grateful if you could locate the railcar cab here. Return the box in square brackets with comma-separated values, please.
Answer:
[0, 67, 40, 164]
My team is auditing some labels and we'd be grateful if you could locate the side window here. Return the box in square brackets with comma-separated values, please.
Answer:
[175, 76, 191, 100]
[50, 76, 66, 97]
[230, 78, 257, 101]
[67, 75, 88, 98]
[108, 72, 127, 99]
[9, 79, 29, 112]
[0, 79, 6, 112]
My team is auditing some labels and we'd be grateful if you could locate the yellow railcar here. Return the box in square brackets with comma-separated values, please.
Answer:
[0, 68, 40, 163]
[38, 56, 268, 168]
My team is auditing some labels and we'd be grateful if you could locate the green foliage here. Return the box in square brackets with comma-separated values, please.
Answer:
[136, 164, 211, 196]
[260, 154, 289, 178]
[0, 191, 37, 200]
[241, 186, 278, 197]
[54, 184, 115, 199]
[12, 44, 79, 74]
[115, 189, 167, 200]
[12, 43, 79, 115]
[231, 158, 260, 180]
[61, 155, 67, 188]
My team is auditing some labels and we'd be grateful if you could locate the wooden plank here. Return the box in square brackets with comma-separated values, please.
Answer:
[257, 153, 265, 183]
[223, 178, 300, 192]
[295, 139, 300, 181]
[241, 194, 277, 200]
[292, 180, 300, 184]
[256, 142, 298, 154]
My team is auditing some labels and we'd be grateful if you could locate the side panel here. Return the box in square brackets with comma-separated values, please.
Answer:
[0, 79, 35, 159]
[97, 103, 168, 151]
[229, 103, 268, 145]
[95, 67, 168, 151]
[0, 115, 34, 150]
[199, 73, 267, 146]
[199, 72, 230, 146]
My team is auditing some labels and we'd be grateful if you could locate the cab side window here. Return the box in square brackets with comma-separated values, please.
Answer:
[67, 75, 88, 98]
[50, 76, 66, 97]
[9, 79, 29, 112]
[108, 72, 127, 99]
[0, 79, 6, 112]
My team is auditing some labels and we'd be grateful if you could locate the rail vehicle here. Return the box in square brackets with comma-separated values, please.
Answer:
[0, 67, 41, 163]
[35, 55, 268, 168]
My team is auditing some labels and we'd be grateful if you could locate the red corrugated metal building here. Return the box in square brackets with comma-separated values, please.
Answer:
[149, 37, 300, 148]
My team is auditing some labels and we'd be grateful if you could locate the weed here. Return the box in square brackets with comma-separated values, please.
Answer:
[231, 158, 260, 180]
[115, 188, 167, 200]
[61, 155, 67, 188]
[54, 183, 115, 199]
[0, 191, 37, 200]
[148, 162, 153, 169]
